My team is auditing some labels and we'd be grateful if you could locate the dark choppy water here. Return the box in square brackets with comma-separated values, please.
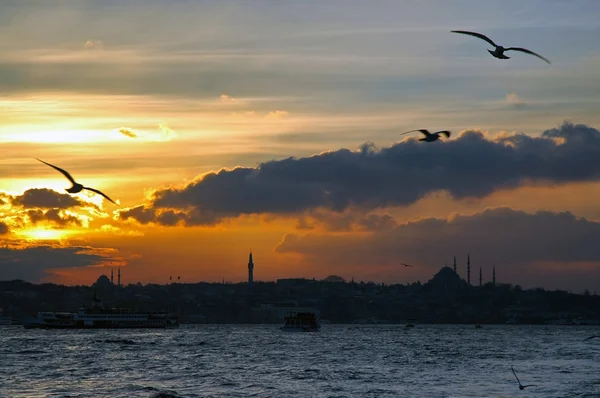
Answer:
[1, 324, 599, 397]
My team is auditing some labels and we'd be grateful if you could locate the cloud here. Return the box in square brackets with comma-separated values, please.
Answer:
[275, 207, 600, 285]
[117, 122, 600, 226]
[0, 243, 120, 282]
[116, 124, 176, 142]
[11, 188, 87, 209]
[265, 110, 289, 119]
[295, 209, 397, 232]
[84, 39, 103, 49]
[219, 94, 237, 103]
[0, 222, 9, 235]
[26, 209, 85, 227]
[118, 127, 138, 138]
[95, 224, 144, 237]
[505, 92, 526, 109]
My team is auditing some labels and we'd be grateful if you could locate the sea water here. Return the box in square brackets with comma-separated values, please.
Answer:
[1, 324, 599, 397]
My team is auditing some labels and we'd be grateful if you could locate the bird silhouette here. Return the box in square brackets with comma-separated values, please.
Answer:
[401, 263, 414, 268]
[451, 30, 551, 64]
[35, 158, 118, 205]
[401, 129, 451, 142]
[583, 335, 599, 341]
[511, 366, 536, 390]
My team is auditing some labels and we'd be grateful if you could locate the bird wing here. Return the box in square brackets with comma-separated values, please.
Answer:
[504, 47, 551, 64]
[401, 129, 430, 137]
[451, 30, 498, 47]
[584, 335, 599, 341]
[83, 187, 117, 205]
[511, 366, 521, 384]
[401, 263, 414, 267]
[35, 158, 77, 185]
[436, 130, 451, 138]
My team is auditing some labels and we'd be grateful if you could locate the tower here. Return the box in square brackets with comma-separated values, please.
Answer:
[117, 267, 121, 288]
[467, 254, 471, 285]
[493, 266, 496, 286]
[479, 266, 482, 287]
[111, 269, 114, 285]
[453, 256, 457, 274]
[248, 251, 254, 286]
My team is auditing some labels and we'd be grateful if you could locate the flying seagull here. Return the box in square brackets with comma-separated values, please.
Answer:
[401, 263, 414, 268]
[35, 158, 118, 205]
[511, 366, 536, 390]
[583, 335, 599, 341]
[401, 129, 451, 142]
[451, 30, 551, 64]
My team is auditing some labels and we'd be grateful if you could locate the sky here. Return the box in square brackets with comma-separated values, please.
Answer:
[1, 0, 600, 292]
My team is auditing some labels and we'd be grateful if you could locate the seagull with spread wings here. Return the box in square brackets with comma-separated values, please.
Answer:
[511, 366, 536, 390]
[401, 263, 414, 268]
[401, 129, 451, 142]
[451, 30, 551, 64]
[36, 158, 118, 205]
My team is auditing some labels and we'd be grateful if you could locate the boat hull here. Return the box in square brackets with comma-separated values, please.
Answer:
[24, 323, 176, 329]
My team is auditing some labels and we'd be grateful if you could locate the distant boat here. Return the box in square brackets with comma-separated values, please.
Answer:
[475, 324, 482, 328]
[405, 323, 415, 328]
[280, 312, 320, 332]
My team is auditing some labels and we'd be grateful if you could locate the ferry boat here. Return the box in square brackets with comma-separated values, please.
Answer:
[280, 312, 320, 332]
[23, 295, 179, 329]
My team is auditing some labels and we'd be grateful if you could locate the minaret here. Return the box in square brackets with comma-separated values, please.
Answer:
[493, 266, 496, 286]
[248, 251, 254, 286]
[453, 256, 457, 274]
[467, 254, 471, 285]
[117, 268, 121, 288]
[479, 266, 482, 287]
[111, 269, 114, 285]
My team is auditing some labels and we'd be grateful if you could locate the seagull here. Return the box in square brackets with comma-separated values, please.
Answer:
[401, 129, 451, 142]
[401, 263, 414, 268]
[35, 158, 118, 205]
[451, 30, 551, 64]
[583, 335, 600, 341]
[511, 366, 536, 390]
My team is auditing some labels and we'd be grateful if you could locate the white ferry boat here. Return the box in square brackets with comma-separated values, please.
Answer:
[280, 312, 320, 332]
[24, 295, 179, 329]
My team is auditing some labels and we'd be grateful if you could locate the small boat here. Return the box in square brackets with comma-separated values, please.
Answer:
[405, 323, 415, 328]
[281, 312, 320, 332]
[475, 324, 482, 329]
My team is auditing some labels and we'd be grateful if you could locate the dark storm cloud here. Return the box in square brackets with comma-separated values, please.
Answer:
[11, 188, 85, 209]
[276, 207, 600, 268]
[0, 222, 9, 235]
[117, 122, 600, 226]
[0, 245, 116, 282]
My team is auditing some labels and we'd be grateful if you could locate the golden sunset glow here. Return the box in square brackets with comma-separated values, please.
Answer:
[16, 227, 73, 241]
[1, 1, 600, 293]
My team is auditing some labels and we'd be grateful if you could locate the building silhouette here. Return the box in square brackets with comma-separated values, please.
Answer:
[493, 266, 496, 286]
[117, 268, 121, 288]
[479, 266, 482, 287]
[453, 256, 457, 274]
[111, 269, 114, 285]
[467, 254, 471, 285]
[248, 251, 254, 286]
